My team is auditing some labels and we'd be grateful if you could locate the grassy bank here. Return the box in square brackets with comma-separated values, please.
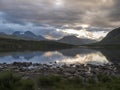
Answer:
[0, 71, 120, 90]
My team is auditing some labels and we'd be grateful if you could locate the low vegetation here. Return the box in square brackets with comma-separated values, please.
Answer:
[0, 71, 34, 90]
[37, 75, 120, 90]
[0, 71, 119, 90]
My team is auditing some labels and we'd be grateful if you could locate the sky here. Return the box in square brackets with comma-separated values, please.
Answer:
[0, 0, 120, 40]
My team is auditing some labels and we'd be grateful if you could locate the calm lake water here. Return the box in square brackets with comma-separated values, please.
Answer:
[0, 48, 119, 66]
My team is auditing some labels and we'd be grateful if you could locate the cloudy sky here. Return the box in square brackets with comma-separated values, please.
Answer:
[0, 0, 120, 40]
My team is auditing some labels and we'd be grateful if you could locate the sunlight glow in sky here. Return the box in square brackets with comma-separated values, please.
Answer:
[60, 29, 108, 40]
[55, 0, 64, 7]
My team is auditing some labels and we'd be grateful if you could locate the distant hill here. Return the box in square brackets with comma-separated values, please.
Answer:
[12, 31, 46, 41]
[0, 32, 27, 40]
[0, 36, 74, 51]
[0, 32, 42, 41]
[100, 27, 120, 44]
[58, 35, 96, 45]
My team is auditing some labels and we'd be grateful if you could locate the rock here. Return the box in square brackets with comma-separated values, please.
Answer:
[0, 62, 118, 78]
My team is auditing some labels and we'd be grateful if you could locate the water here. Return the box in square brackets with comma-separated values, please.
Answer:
[0, 47, 119, 66]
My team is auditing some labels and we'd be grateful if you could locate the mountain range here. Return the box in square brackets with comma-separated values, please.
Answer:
[0, 26, 120, 46]
[0, 31, 46, 41]
[0, 31, 97, 45]
[12, 31, 46, 41]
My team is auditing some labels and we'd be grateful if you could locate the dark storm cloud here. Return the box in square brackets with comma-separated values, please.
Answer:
[0, 12, 66, 39]
[107, 0, 120, 24]
[0, 0, 83, 26]
[0, 0, 119, 28]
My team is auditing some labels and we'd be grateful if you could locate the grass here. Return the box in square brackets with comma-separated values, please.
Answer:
[0, 71, 34, 90]
[0, 71, 119, 90]
[37, 75, 120, 90]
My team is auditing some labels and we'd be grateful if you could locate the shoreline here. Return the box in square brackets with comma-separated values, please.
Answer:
[0, 62, 119, 78]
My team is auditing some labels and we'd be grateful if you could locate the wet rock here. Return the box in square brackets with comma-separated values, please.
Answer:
[13, 62, 32, 67]
[0, 62, 119, 78]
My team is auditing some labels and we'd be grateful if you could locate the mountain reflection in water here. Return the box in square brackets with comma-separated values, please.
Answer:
[0, 47, 119, 66]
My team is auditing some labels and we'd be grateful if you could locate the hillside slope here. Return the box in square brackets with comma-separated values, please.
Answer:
[100, 27, 120, 44]
[0, 37, 74, 51]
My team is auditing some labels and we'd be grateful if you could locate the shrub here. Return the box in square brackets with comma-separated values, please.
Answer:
[0, 71, 21, 90]
[20, 79, 34, 90]
[37, 75, 120, 90]
[0, 71, 34, 90]
[37, 75, 61, 87]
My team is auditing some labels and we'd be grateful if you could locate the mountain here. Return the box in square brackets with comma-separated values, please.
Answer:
[100, 27, 120, 44]
[58, 35, 96, 45]
[12, 31, 46, 41]
[0, 32, 25, 40]
[0, 32, 6, 35]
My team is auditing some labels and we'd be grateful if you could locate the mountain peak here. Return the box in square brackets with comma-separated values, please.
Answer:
[12, 31, 45, 41]
[58, 35, 96, 45]
[24, 31, 35, 35]
[13, 31, 21, 35]
[24, 31, 36, 37]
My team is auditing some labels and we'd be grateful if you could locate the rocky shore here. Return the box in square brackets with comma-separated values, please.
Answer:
[0, 62, 119, 79]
